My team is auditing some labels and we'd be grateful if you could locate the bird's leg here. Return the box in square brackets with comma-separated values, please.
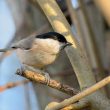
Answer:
[42, 69, 50, 86]
[21, 64, 50, 85]
[16, 63, 26, 75]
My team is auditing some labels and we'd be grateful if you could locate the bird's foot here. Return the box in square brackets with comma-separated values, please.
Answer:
[43, 72, 50, 86]
[21, 64, 51, 85]
[16, 66, 25, 76]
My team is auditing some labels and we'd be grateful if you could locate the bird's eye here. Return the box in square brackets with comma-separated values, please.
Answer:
[11, 46, 17, 49]
[54, 36, 58, 40]
[25, 47, 30, 50]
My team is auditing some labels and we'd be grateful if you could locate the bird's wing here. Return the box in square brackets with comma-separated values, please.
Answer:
[11, 36, 35, 50]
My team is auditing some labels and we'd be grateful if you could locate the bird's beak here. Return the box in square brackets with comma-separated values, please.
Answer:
[60, 42, 72, 51]
[66, 42, 72, 46]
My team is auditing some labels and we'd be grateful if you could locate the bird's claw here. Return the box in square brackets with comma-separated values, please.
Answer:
[17, 64, 51, 85]
[44, 72, 50, 86]
[16, 66, 25, 76]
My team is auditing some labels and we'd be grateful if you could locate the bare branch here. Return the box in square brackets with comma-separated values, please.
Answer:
[45, 99, 90, 110]
[16, 69, 79, 96]
[46, 76, 110, 110]
[0, 80, 29, 92]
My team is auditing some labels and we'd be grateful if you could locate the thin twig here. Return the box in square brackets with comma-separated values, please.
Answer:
[46, 76, 110, 110]
[16, 69, 79, 96]
[61, 100, 90, 110]
[0, 80, 29, 92]
[45, 99, 90, 110]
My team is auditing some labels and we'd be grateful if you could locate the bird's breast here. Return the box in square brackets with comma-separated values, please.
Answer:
[16, 49, 57, 69]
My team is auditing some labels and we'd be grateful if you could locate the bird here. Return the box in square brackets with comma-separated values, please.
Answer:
[0, 32, 72, 84]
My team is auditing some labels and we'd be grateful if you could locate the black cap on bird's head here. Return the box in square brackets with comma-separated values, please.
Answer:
[37, 32, 72, 49]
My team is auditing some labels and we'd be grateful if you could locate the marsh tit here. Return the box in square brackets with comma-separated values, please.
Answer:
[0, 32, 72, 83]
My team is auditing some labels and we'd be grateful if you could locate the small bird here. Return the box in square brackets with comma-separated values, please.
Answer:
[0, 32, 72, 83]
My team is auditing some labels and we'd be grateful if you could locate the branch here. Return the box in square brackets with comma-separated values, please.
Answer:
[0, 80, 29, 92]
[16, 69, 79, 96]
[45, 76, 110, 110]
[16, 70, 90, 109]
[45, 100, 89, 110]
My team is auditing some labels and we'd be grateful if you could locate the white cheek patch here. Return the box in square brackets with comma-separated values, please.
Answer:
[45, 39, 61, 52]
[32, 41, 38, 49]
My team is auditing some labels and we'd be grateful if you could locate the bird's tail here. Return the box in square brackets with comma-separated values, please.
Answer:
[0, 48, 12, 52]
